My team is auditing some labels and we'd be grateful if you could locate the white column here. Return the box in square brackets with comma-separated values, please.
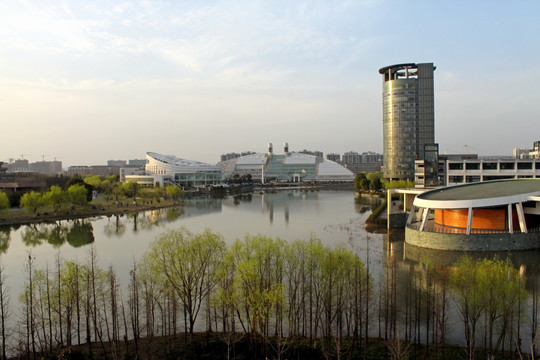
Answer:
[407, 205, 416, 225]
[420, 207, 430, 231]
[508, 204, 514, 234]
[466, 207, 473, 235]
[516, 202, 528, 233]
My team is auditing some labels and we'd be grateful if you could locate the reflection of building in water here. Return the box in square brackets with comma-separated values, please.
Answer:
[386, 231, 540, 290]
[261, 190, 319, 225]
[181, 198, 222, 218]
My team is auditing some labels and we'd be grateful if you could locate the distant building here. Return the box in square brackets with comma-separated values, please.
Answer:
[127, 152, 222, 187]
[4, 159, 30, 173]
[220, 152, 256, 162]
[30, 160, 62, 174]
[107, 160, 127, 166]
[68, 165, 122, 176]
[128, 159, 146, 167]
[512, 140, 540, 160]
[341, 151, 383, 175]
[379, 62, 436, 180]
[219, 143, 354, 183]
[514, 147, 530, 159]
[0, 171, 47, 192]
[530, 141, 540, 159]
[299, 149, 323, 158]
[326, 153, 341, 163]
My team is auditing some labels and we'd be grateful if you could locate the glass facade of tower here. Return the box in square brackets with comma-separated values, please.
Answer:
[380, 63, 435, 180]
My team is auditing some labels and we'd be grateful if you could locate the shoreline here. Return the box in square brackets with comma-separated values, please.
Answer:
[0, 200, 184, 227]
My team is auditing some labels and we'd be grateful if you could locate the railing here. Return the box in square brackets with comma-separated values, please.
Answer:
[407, 223, 540, 235]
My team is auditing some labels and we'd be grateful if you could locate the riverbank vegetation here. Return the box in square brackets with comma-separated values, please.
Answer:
[354, 172, 415, 194]
[0, 227, 534, 360]
[0, 175, 184, 226]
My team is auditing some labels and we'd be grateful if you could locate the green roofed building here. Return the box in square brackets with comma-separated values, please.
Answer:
[219, 143, 355, 183]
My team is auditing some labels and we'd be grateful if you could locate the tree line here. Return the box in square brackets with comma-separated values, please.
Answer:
[0, 174, 184, 217]
[0, 229, 536, 359]
[354, 172, 415, 193]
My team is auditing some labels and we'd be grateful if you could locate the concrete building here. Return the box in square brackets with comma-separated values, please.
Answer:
[129, 152, 222, 187]
[341, 151, 383, 175]
[404, 179, 540, 251]
[530, 140, 540, 159]
[30, 160, 62, 174]
[326, 153, 341, 163]
[379, 63, 436, 180]
[219, 143, 355, 183]
[445, 158, 540, 185]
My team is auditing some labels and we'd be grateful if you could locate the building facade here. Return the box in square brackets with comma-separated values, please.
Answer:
[404, 179, 540, 251]
[144, 152, 222, 187]
[219, 143, 355, 183]
[379, 63, 436, 180]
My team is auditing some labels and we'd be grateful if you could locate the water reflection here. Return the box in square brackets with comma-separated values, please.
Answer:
[354, 194, 384, 214]
[0, 228, 10, 254]
[20, 220, 95, 248]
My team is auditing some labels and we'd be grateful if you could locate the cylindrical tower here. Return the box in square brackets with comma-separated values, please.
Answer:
[379, 63, 435, 180]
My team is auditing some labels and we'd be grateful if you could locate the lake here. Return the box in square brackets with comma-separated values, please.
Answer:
[0, 190, 384, 302]
[2, 189, 539, 355]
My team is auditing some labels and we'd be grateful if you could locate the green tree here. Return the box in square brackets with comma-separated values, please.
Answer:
[20, 191, 43, 215]
[354, 173, 366, 191]
[67, 184, 88, 208]
[144, 227, 226, 341]
[384, 179, 415, 190]
[66, 176, 93, 202]
[0, 192, 9, 213]
[84, 175, 103, 190]
[43, 185, 66, 213]
[165, 185, 184, 200]
[369, 177, 383, 192]
[122, 181, 138, 199]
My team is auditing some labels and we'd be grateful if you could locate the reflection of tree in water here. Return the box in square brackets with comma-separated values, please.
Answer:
[165, 207, 185, 222]
[233, 194, 253, 205]
[21, 224, 52, 247]
[132, 207, 187, 231]
[48, 223, 69, 248]
[104, 215, 126, 237]
[354, 195, 383, 214]
[0, 228, 10, 254]
[66, 220, 94, 247]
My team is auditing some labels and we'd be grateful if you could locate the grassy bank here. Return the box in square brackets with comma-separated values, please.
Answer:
[0, 196, 183, 226]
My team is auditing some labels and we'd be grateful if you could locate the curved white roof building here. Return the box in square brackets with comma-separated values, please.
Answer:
[219, 144, 355, 183]
[145, 152, 222, 187]
[406, 179, 540, 250]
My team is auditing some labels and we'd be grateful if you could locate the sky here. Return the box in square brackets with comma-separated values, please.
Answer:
[1, 0, 539, 167]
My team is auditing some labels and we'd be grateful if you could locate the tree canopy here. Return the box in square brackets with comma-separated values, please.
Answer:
[0, 192, 9, 212]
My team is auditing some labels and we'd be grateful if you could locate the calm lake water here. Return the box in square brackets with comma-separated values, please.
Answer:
[2, 189, 540, 352]
[0, 190, 385, 299]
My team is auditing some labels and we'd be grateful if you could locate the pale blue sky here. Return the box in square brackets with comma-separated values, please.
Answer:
[1, 0, 539, 167]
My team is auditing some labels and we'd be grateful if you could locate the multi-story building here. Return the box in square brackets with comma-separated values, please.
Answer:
[379, 63, 436, 180]
[326, 153, 341, 163]
[299, 149, 323, 158]
[340, 151, 383, 175]
[445, 158, 540, 186]
[30, 160, 62, 174]
[530, 141, 540, 159]
[107, 160, 127, 166]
